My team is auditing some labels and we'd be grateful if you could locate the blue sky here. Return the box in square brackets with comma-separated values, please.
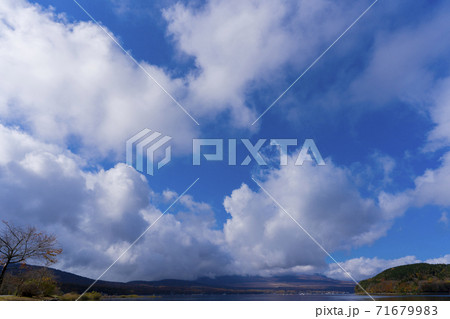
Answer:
[0, 0, 449, 282]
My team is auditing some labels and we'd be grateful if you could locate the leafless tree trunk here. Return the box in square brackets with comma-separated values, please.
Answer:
[0, 221, 62, 288]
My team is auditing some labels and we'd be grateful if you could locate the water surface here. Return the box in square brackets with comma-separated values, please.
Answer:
[105, 294, 450, 301]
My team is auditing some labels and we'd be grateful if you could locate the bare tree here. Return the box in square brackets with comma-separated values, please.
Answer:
[0, 221, 62, 288]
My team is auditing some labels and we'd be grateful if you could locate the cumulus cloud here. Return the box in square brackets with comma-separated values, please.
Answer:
[0, 0, 368, 152]
[163, 0, 361, 125]
[0, 0, 197, 158]
[0, 124, 230, 281]
[0, 124, 402, 280]
[222, 156, 394, 276]
[0, 0, 376, 161]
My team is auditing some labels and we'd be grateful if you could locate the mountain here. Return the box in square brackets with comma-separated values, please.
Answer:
[356, 263, 450, 294]
[6, 265, 355, 295]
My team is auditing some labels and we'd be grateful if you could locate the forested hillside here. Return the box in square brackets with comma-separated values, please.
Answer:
[356, 263, 450, 294]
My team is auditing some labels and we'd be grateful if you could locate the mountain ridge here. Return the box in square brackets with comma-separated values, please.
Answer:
[6, 265, 355, 295]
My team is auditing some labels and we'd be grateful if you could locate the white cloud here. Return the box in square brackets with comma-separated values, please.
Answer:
[326, 256, 420, 281]
[412, 153, 450, 207]
[426, 254, 450, 264]
[0, 0, 363, 152]
[222, 156, 392, 276]
[0, 125, 60, 165]
[163, 0, 358, 125]
[380, 150, 450, 216]
[0, 0, 197, 158]
[0, 124, 230, 280]
[373, 74, 450, 220]
[0, 124, 402, 280]
[427, 78, 450, 151]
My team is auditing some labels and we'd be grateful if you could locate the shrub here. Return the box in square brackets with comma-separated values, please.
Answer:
[59, 292, 80, 301]
[39, 276, 59, 297]
[17, 280, 41, 297]
[0, 273, 21, 295]
[79, 291, 102, 301]
[13, 267, 59, 298]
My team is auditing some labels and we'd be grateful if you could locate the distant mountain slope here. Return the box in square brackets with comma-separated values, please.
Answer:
[6, 265, 355, 295]
[356, 263, 450, 294]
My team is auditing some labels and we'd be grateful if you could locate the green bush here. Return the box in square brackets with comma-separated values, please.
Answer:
[14, 268, 59, 298]
[59, 292, 80, 301]
[39, 277, 59, 296]
[17, 280, 41, 297]
[79, 291, 102, 301]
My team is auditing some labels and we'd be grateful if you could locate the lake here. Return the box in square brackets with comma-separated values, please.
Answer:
[105, 294, 450, 301]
